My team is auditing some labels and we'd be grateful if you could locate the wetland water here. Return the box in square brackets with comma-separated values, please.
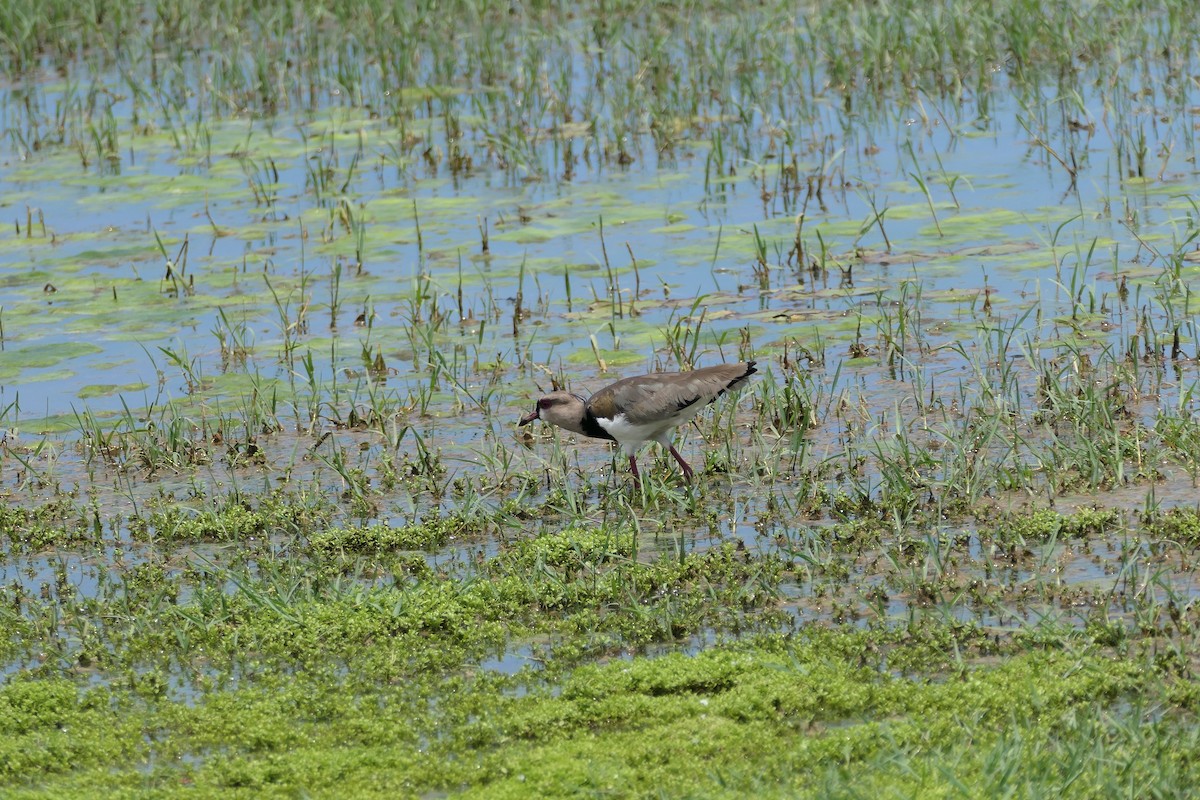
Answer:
[4, 2, 1200, 796]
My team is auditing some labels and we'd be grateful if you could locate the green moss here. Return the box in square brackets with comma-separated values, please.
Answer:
[5, 628, 1192, 798]
[0, 680, 142, 781]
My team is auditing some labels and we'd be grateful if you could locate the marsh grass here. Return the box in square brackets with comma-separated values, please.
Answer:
[4, 0, 1200, 795]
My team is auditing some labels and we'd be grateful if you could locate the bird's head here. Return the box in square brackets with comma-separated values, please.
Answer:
[519, 393, 585, 432]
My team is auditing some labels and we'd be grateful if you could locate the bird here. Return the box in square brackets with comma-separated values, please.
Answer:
[519, 361, 757, 484]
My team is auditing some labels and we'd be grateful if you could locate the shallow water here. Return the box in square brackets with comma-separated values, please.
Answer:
[0, 65, 1195, 430]
[3, 5, 1200, 702]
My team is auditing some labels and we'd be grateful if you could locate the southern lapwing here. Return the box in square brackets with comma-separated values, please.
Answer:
[519, 361, 757, 484]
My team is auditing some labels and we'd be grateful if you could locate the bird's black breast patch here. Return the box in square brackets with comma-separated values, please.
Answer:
[581, 411, 616, 441]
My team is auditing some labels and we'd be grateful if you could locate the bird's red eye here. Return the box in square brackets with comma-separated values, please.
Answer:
[538, 397, 551, 409]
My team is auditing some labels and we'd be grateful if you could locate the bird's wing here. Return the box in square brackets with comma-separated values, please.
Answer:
[597, 363, 755, 425]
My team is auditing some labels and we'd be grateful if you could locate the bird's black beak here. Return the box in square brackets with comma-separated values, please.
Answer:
[518, 407, 540, 426]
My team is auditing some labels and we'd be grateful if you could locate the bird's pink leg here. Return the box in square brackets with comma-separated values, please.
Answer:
[668, 445, 694, 481]
[628, 454, 641, 487]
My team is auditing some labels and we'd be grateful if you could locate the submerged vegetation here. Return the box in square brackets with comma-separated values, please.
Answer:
[3, 0, 1200, 795]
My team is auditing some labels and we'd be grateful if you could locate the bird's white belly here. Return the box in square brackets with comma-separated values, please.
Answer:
[596, 413, 679, 450]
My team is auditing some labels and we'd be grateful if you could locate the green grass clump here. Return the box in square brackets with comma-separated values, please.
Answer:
[0, 500, 101, 551]
[308, 520, 453, 553]
[127, 491, 331, 542]
[499, 524, 635, 572]
[990, 506, 1120, 545]
[1142, 506, 1200, 543]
